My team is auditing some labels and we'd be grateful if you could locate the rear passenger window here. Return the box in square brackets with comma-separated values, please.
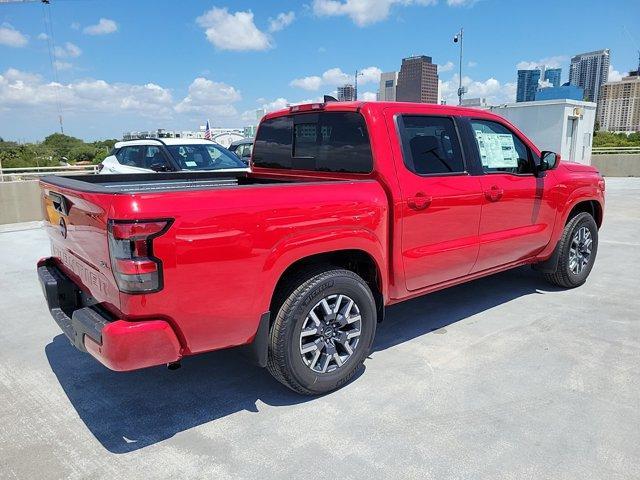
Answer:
[116, 146, 145, 168]
[398, 116, 465, 175]
[253, 112, 373, 173]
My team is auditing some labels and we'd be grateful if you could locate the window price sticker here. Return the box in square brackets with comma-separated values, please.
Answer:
[474, 130, 519, 168]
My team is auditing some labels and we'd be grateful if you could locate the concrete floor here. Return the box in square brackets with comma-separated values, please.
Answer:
[1, 179, 638, 479]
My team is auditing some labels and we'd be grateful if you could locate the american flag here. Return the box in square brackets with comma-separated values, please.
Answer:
[204, 119, 211, 140]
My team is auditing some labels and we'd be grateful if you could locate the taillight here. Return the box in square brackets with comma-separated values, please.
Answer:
[107, 219, 172, 294]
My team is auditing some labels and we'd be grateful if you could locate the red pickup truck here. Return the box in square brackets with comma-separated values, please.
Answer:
[38, 101, 605, 394]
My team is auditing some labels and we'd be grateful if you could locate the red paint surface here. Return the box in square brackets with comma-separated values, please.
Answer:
[40, 101, 605, 371]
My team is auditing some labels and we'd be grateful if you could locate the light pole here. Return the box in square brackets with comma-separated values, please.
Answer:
[354, 70, 363, 100]
[453, 28, 466, 105]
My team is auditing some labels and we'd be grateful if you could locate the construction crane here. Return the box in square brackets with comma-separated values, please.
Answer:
[1, 0, 65, 133]
[623, 26, 640, 75]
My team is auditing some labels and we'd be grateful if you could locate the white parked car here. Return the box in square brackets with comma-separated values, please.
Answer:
[99, 138, 250, 174]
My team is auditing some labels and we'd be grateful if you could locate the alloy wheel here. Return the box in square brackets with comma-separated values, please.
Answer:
[569, 226, 593, 275]
[299, 294, 362, 374]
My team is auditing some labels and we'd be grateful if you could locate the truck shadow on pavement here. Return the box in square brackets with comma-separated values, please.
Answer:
[46, 266, 559, 454]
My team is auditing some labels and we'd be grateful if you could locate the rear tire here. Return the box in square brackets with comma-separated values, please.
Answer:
[544, 212, 598, 288]
[267, 267, 377, 395]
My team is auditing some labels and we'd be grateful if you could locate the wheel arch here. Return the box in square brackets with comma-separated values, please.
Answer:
[535, 195, 602, 274]
[566, 199, 603, 228]
[268, 249, 386, 324]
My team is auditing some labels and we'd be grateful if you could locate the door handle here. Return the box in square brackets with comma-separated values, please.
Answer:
[484, 185, 504, 202]
[408, 192, 432, 211]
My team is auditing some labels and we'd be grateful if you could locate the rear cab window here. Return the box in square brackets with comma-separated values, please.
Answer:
[253, 112, 373, 173]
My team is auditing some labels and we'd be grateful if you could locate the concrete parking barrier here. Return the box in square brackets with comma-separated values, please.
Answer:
[0, 180, 42, 225]
[591, 154, 640, 177]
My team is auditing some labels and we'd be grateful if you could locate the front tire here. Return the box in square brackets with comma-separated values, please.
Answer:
[544, 212, 598, 288]
[267, 268, 377, 395]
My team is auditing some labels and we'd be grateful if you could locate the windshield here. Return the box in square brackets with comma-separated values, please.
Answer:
[166, 144, 247, 171]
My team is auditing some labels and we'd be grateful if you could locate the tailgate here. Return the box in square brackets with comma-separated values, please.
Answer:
[41, 181, 120, 308]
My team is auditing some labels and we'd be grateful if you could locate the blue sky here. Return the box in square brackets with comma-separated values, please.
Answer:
[1, 0, 638, 141]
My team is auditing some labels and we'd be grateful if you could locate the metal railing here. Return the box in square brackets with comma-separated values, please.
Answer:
[592, 146, 640, 155]
[0, 165, 98, 182]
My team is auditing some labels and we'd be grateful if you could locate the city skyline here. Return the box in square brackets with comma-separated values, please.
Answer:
[0, 0, 638, 140]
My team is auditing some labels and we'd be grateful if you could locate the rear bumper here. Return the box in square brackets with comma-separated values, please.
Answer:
[37, 258, 182, 371]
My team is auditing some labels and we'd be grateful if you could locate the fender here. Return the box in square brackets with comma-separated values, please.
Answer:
[240, 228, 387, 367]
[255, 227, 388, 316]
[535, 183, 604, 265]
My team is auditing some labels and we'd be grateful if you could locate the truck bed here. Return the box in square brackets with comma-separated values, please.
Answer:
[40, 171, 307, 194]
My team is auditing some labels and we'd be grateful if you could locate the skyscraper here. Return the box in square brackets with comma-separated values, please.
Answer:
[337, 84, 355, 101]
[569, 49, 610, 103]
[378, 72, 398, 101]
[544, 68, 562, 87]
[395, 56, 438, 103]
[517, 66, 563, 102]
[517, 69, 541, 102]
[597, 71, 640, 132]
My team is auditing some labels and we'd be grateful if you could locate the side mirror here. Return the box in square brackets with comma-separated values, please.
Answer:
[538, 151, 559, 174]
[150, 162, 170, 172]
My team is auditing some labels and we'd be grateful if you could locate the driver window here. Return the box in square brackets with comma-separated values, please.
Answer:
[143, 146, 169, 169]
[470, 120, 534, 175]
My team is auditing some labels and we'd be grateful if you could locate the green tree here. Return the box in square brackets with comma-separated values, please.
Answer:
[68, 144, 97, 163]
[42, 133, 84, 160]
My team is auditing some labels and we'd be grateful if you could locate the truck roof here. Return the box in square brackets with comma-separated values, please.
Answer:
[263, 100, 499, 121]
[114, 138, 223, 148]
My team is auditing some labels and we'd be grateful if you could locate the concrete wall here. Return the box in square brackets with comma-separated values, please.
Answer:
[0, 181, 42, 225]
[591, 154, 640, 177]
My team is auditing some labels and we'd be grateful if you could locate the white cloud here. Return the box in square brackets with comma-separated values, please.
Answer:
[439, 74, 516, 105]
[175, 77, 241, 114]
[0, 68, 250, 138]
[468, 61, 477, 68]
[439, 61, 455, 72]
[261, 97, 290, 111]
[0, 69, 241, 121]
[517, 55, 567, 70]
[290, 76, 323, 90]
[312, 0, 436, 26]
[54, 42, 82, 58]
[70, 22, 80, 30]
[0, 68, 174, 117]
[361, 91, 377, 101]
[83, 18, 118, 35]
[268, 11, 295, 32]
[53, 61, 73, 71]
[359, 66, 382, 84]
[322, 67, 351, 85]
[37, 32, 49, 41]
[291, 66, 381, 91]
[608, 65, 623, 82]
[0, 24, 28, 48]
[196, 7, 271, 51]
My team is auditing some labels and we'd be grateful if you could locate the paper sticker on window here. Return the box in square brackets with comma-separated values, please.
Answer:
[474, 131, 519, 168]
[185, 161, 197, 167]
